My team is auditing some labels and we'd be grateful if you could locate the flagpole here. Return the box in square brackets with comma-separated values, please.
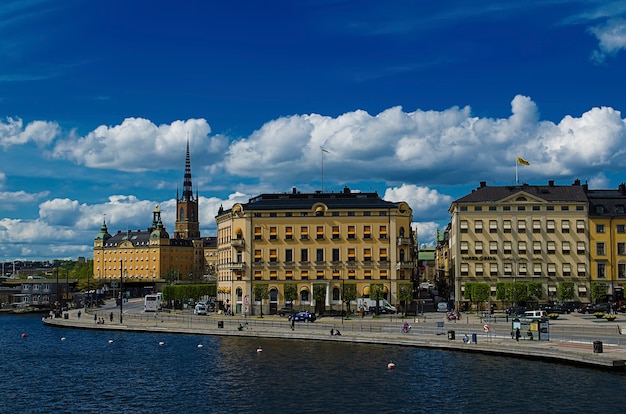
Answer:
[322, 148, 325, 193]
[515, 159, 518, 184]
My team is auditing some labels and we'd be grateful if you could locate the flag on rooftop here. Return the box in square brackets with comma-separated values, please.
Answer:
[517, 156, 530, 166]
[322, 148, 330, 153]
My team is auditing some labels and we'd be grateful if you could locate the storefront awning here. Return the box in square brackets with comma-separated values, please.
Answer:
[548, 286, 557, 292]
[578, 286, 587, 292]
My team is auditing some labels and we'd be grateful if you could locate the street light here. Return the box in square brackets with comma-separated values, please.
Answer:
[119, 260, 123, 324]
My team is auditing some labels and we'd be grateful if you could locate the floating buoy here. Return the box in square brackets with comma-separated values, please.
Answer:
[257, 346, 263, 353]
[21, 333, 27, 338]
[108, 339, 114, 344]
[387, 362, 395, 370]
[158, 341, 165, 346]
[61, 337, 66, 341]
[197, 344, 203, 349]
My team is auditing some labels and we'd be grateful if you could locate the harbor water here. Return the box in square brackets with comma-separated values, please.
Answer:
[1, 315, 625, 413]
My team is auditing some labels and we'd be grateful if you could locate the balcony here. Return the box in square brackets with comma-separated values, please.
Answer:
[397, 237, 412, 246]
[228, 262, 246, 270]
[231, 239, 245, 248]
[396, 261, 414, 269]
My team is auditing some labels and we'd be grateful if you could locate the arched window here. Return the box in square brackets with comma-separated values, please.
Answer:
[332, 287, 340, 301]
[236, 287, 242, 301]
[399, 227, 405, 237]
[179, 207, 185, 220]
[270, 289, 278, 302]
[399, 249, 405, 262]
[300, 290, 310, 303]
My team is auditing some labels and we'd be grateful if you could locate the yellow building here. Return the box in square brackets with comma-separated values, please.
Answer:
[93, 142, 217, 296]
[587, 184, 626, 302]
[448, 180, 590, 309]
[215, 187, 415, 315]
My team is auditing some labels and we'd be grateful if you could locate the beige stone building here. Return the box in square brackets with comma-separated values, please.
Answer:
[215, 187, 415, 315]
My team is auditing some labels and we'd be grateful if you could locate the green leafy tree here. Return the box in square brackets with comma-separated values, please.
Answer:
[313, 283, 327, 315]
[558, 282, 575, 301]
[590, 281, 607, 303]
[341, 283, 357, 314]
[284, 283, 297, 307]
[527, 282, 543, 301]
[164, 269, 181, 285]
[495, 282, 507, 301]
[398, 282, 413, 315]
[253, 283, 269, 316]
[369, 283, 385, 315]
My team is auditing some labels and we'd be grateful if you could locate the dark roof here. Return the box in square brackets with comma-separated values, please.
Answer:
[586, 187, 626, 217]
[454, 181, 588, 204]
[225, 187, 401, 212]
[104, 230, 193, 248]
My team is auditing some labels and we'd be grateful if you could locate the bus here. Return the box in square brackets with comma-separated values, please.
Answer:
[144, 293, 162, 312]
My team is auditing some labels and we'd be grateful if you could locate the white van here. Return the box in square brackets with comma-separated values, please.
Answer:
[523, 310, 547, 320]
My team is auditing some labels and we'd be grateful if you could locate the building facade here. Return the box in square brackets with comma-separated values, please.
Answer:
[215, 187, 415, 315]
[448, 180, 590, 309]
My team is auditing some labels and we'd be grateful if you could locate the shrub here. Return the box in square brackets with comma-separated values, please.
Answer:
[594, 312, 605, 318]
[548, 313, 559, 320]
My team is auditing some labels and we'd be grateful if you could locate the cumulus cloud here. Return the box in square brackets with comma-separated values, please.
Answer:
[384, 184, 453, 221]
[589, 18, 626, 63]
[224, 95, 626, 187]
[0, 117, 60, 150]
[52, 118, 229, 172]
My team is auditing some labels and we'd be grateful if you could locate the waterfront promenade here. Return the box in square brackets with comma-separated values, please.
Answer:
[43, 299, 626, 370]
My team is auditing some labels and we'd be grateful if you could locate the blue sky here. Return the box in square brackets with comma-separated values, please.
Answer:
[2, 0, 626, 261]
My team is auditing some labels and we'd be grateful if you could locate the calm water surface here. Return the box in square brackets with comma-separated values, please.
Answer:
[1, 315, 624, 413]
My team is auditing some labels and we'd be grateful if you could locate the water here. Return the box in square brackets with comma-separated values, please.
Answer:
[1, 315, 625, 413]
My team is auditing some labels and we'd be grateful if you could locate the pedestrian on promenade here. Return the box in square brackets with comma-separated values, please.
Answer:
[77, 310, 81, 319]
[330, 328, 334, 336]
[291, 318, 295, 331]
[109, 312, 113, 323]
[515, 328, 521, 342]
[94, 313, 97, 323]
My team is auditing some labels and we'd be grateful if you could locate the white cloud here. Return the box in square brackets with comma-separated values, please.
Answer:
[0, 117, 60, 149]
[589, 18, 626, 63]
[384, 184, 453, 221]
[52, 118, 228, 172]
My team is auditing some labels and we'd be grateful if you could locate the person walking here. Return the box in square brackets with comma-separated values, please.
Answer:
[515, 327, 521, 342]
[291, 318, 295, 331]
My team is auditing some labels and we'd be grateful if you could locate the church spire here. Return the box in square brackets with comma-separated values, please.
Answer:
[174, 133, 200, 239]
[182, 135, 194, 202]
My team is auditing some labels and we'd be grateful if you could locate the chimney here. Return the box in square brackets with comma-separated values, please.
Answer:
[548, 180, 554, 187]
[480, 181, 486, 188]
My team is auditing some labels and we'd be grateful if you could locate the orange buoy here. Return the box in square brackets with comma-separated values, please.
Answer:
[21, 333, 27, 338]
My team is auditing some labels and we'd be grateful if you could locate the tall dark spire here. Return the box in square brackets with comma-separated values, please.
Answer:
[182, 137, 194, 201]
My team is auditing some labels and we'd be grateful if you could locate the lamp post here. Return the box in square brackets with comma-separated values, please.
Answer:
[66, 267, 69, 310]
[119, 260, 123, 324]
[55, 265, 59, 311]
[340, 268, 344, 325]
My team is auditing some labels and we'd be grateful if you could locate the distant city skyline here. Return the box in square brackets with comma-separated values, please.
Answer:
[1, 1, 626, 260]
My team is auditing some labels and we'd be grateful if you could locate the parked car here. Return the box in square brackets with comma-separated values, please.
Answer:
[278, 307, 294, 317]
[562, 301, 581, 313]
[193, 304, 207, 315]
[288, 311, 316, 322]
[580, 303, 610, 314]
[505, 306, 526, 316]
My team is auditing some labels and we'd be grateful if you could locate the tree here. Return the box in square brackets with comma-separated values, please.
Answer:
[253, 283, 269, 316]
[313, 283, 326, 315]
[558, 282, 575, 301]
[527, 282, 543, 301]
[369, 283, 385, 315]
[398, 282, 413, 316]
[341, 283, 357, 315]
[464, 282, 489, 311]
[164, 269, 181, 285]
[590, 281, 607, 303]
[284, 283, 297, 308]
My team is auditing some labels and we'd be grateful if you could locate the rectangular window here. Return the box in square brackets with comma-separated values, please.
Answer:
[547, 263, 556, 276]
[518, 263, 527, 276]
[254, 227, 262, 240]
[533, 263, 542, 277]
[363, 225, 372, 239]
[597, 263, 606, 279]
[490, 263, 498, 276]
[576, 220, 585, 233]
[547, 241, 556, 254]
[285, 226, 293, 240]
[518, 241, 526, 254]
[533, 241, 541, 254]
[363, 248, 372, 262]
[316, 226, 324, 240]
[347, 225, 356, 239]
[489, 220, 497, 233]
[379, 225, 387, 239]
[316, 270, 325, 280]
[518, 206, 525, 211]
[300, 226, 309, 240]
[619, 263, 626, 278]
[475, 241, 483, 254]
[503, 241, 512, 255]
[460, 263, 469, 276]
[269, 226, 277, 240]
[474, 206, 482, 211]
[269, 271, 277, 280]
[561, 205, 569, 211]
[475, 263, 483, 276]
[460, 220, 468, 233]
[597, 242, 605, 256]
[517, 220, 526, 233]
[577, 263, 586, 277]
[347, 248, 356, 262]
[504, 262, 512, 276]
[332, 225, 340, 240]
[596, 224, 605, 234]
[474, 220, 483, 233]
[301, 270, 309, 280]
[254, 270, 262, 280]
[269, 249, 277, 263]
[380, 270, 388, 279]
[562, 263, 571, 276]
[503, 220, 511, 233]
[561, 220, 570, 233]
[619, 242, 626, 255]
[300, 249, 309, 263]
[533, 220, 541, 233]
[547, 220, 555, 233]
[489, 206, 497, 211]
[577, 242, 585, 255]
[562, 241, 570, 254]
[460, 241, 469, 254]
[618, 224, 626, 234]
[254, 249, 262, 263]
[489, 241, 497, 254]
[547, 206, 554, 211]
[285, 249, 293, 263]
[316, 248, 324, 262]
[379, 248, 388, 262]
[332, 248, 340, 262]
